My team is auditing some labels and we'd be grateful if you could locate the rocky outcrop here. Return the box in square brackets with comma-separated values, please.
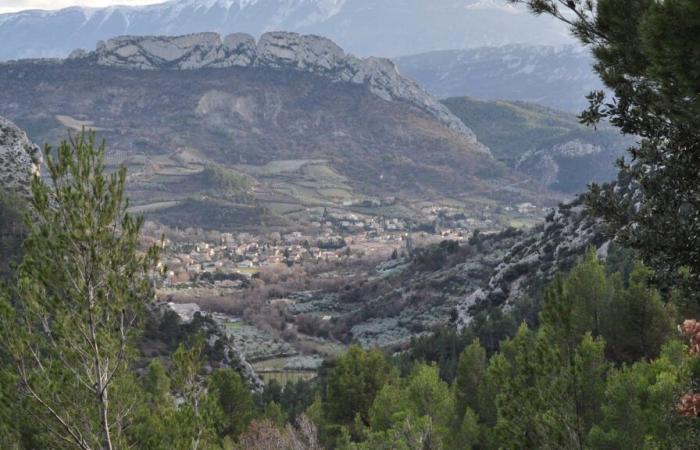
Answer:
[76, 32, 476, 140]
[455, 196, 609, 329]
[155, 302, 264, 392]
[0, 116, 41, 195]
[516, 139, 604, 188]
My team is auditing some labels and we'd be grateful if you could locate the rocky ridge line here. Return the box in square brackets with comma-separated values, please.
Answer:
[69, 32, 478, 142]
[515, 139, 604, 188]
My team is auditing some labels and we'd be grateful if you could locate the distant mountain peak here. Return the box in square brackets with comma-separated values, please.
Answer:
[0, 0, 572, 61]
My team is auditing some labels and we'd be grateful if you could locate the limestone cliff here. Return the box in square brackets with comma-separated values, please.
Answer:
[0, 115, 41, 195]
[455, 196, 608, 329]
[74, 32, 477, 141]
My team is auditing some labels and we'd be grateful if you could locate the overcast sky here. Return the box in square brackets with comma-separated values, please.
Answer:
[0, 1, 166, 13]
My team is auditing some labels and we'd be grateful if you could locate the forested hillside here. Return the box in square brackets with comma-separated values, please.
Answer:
[443, 97, 630, 193]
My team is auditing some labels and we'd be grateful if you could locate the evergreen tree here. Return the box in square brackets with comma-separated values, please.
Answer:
[323, 346, 395, 443]
[453, 339, 487, 421]
[508, 0, 700, 293]
[365, 364, 454, 449]
[208, 368, 257, 439]
[494, 324, 607, 449]
[588, 341, 699, 449]
[539, 249, 610, 361]
[0, 133, 160, 450]
[602, 264, 673, 363]
[0, 189, 26, 280]
[143, 359, 171, 406]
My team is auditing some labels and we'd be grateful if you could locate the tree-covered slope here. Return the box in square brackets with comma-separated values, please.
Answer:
[443, 96, 632, 193]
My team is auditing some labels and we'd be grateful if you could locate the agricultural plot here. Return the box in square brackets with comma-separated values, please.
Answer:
[223, 322, 296, 362]
[55, 114, 109, 132]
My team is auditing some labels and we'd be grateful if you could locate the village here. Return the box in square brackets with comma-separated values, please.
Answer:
[150, 203, 542, 288]
[141, 200, 546, 381]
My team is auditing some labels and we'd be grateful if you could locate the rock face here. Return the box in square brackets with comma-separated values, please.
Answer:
[0, 115, 41, 195]
[155, 302, 265, 392]
[455, 196, 608, 329]
[81, 32, 476, 140]
[442, 96, 630, 194]
[516, 139, 605, 188]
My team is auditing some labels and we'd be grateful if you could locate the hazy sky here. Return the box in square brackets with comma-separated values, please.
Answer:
[0, 1, 166, 13]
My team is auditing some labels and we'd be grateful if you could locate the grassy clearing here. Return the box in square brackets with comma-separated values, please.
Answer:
[258, 371, 316, 385]
[239, 159, 327, 176]
[129, 201, 182, 213]
[55, 114, 109, 131]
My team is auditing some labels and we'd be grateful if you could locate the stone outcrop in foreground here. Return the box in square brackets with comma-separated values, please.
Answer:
[0, 115, 41, 195]
[72, 32, 476, 140]
[455, 196, 609, 329]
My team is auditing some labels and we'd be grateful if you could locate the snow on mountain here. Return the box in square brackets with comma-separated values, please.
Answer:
[395, 45, 602, 113]
[0, 0, 573, 61]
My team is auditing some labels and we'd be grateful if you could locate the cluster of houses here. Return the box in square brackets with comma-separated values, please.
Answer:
[156, 201, 540, 287]
[160, 235, 337, 285]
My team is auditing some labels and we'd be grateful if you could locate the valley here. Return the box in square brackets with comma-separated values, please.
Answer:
[1, 0, 698, 447]
[0, 32, 618, 386]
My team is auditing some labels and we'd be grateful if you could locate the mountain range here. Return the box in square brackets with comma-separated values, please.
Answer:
[0, 0, 573, 61]
[395, 45, 602, 112]
[0, 32, 550, 232]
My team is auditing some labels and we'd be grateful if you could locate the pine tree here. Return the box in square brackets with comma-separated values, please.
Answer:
[325, 346, 395, 427]
[602, 263, 673, 363]
[453, 339, 486, 419]
[0, 132, 160, 450]
[588, 341, 698, 449]
[494, 322, 608, 448]
[507, 0, 700, 293]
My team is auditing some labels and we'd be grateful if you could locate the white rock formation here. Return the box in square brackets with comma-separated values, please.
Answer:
[455, 197, 609, 330]
[0, 116, 41, 195]
[79, 32, 477, 140]
[516, 139, 605, 188]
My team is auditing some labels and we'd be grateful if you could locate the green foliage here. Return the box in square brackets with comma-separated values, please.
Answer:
[602, 264, 674, 363]
[369, 251, 684, 450]
[541, 248, 673, 365]
[321, 346, 396, 445]
[260, 378, 317, 423]
[588, 341, 697, 449]
[360, 364, 453, 449]
[453, 339, 487, 423]
[0, 132, 160, 450]
[144, 359, 171, 406]
[510, 0, 700, 293]
[208, 368, 257, 438]
[443, 97, 620, 161]
[325, 346, 395, 427]
[201, 164, 252, 199]
[493, 324, 608, 449]
[0, 189, 26, 279]
[131, 339, 238, 450]
[540, 249, 609, 356]
[395, 327, 474, 382]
